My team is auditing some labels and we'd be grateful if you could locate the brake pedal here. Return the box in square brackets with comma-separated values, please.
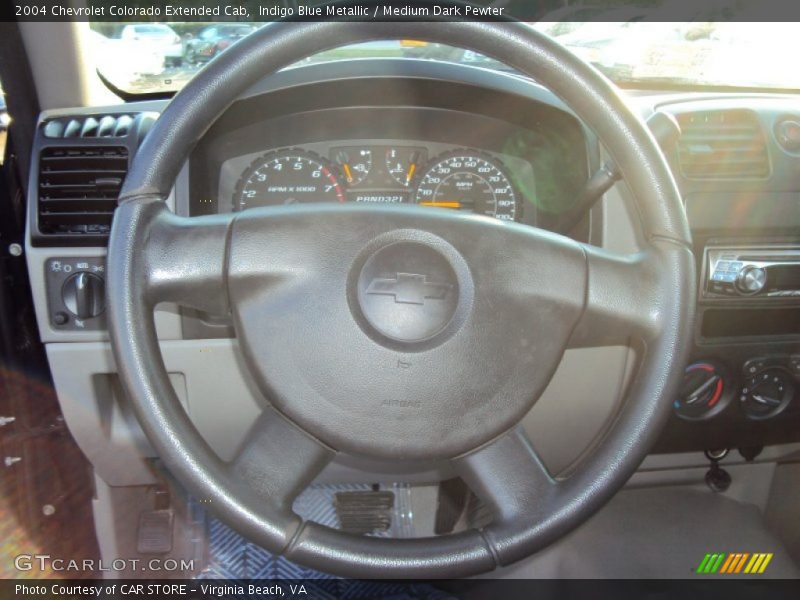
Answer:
[137, 509, 174, 554]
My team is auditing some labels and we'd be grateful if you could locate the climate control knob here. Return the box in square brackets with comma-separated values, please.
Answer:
[740, 368, 794, 419]
[674, 361, 730, 420]
[735, 265, 766, 295]
[62, 272, 105, 319]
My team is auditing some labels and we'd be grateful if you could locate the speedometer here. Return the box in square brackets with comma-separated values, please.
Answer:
[414, 152, 519, 221]
[234, 149, 344, 210]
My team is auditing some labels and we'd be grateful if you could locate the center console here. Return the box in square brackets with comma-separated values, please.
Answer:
[662, 239, 800, 452]
[653, 98, 800, 453]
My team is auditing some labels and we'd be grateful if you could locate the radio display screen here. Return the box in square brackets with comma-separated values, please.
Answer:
[770, 265, 800, 290]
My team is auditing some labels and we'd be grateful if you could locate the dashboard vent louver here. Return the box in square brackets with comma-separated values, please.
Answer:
[38, 146, 128, 236]
[677, 109, 769, 179]
[42, 114, 135, 139]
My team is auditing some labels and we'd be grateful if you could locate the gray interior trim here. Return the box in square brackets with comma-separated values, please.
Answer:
[18, 22, 94, 109]
[26, 170, 183, 343]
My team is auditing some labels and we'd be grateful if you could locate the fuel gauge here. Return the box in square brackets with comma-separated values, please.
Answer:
[333, 147, 372, 186]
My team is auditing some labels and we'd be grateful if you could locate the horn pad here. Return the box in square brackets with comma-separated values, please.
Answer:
[227, 207, 585, 460]
[355, 240, 465, 345]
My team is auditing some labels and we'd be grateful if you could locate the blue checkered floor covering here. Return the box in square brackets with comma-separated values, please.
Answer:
[194, 483, 455, 599]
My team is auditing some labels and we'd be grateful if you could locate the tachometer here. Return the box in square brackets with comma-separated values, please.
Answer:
[234, 149, 344, 210]
[414, 152, 519, 221]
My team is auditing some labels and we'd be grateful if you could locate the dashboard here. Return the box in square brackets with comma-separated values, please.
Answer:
[23, 59, 800, 488]
[186, 65, 593, 241]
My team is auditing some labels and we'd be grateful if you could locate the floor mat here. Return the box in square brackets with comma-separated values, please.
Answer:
[196, 483, 451, 598]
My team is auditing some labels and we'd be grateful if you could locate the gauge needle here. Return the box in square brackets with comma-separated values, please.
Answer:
[405, 162, 416, 184]
[420, 201, 462, 209]
[342, 163, 354, 183]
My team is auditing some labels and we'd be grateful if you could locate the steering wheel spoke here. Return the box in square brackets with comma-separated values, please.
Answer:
[568, 244, 672, 348]
[452, 428, 557, 527]
[229, 407, 335, 512]
[115, 198, 233, 316]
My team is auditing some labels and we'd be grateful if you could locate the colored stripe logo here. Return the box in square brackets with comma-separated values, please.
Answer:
[696, 552, 773, 574]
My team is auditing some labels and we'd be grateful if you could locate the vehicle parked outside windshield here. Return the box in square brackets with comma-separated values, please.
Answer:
[119, 23, 183, 68]
[88, 29, 165, 82]
[184, 24, 257, 65]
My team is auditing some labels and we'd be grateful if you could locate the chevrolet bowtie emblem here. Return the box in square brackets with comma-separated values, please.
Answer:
[365, 273, 452, 305]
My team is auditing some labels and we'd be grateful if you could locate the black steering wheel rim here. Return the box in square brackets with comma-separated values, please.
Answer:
[108, 20, 695, 578]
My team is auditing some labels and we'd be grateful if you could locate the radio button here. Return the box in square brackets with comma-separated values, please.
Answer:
[735, 265, 767, 295]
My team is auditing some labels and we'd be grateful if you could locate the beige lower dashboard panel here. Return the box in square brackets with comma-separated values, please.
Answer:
[46, 339, 263, 485]
[46, 338, 632, 487]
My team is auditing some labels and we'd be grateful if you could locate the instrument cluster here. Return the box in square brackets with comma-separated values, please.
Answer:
[225, 141, 535, 223]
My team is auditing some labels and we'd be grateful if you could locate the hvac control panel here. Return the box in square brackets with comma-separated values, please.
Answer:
[44, 257, 106, 331]
[673, 355, 800, 422]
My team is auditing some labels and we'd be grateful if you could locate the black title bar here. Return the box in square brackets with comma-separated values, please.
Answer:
[5, 0, 800, 22]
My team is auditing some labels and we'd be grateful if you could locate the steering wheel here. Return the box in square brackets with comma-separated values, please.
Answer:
[107, 21, 694, 578]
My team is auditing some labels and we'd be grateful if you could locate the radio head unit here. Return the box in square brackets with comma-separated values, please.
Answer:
[704, 246, 800, 299]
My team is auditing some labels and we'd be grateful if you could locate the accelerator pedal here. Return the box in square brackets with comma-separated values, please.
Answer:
[334, 489, 395, 535]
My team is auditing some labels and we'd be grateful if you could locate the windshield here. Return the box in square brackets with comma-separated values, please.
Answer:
[88, 21, 799, 95]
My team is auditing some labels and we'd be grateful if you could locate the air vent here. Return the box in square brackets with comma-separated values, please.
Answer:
[677, 109, 770, 179]
[42, 114, 135, 139]
[38, 146, 128, 237]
